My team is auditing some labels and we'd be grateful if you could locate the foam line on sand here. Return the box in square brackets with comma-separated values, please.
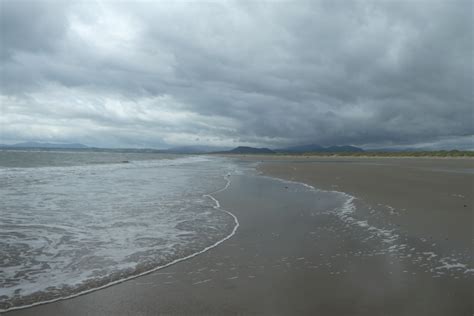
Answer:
[1, 176, 239, 313]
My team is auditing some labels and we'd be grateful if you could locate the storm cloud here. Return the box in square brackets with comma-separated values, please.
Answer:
[0, 0, 472, 149]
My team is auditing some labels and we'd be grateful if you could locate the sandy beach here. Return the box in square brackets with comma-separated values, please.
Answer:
[257, 156, 473, 254]
[5, 157, 473, 316]
[3, 0, 472, 314]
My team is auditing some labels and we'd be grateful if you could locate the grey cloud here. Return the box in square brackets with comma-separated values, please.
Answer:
[0, 0, 71, 59]
[0, 0, 472, 149]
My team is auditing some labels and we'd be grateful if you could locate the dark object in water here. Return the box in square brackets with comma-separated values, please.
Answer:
[122, 160, 130, 163]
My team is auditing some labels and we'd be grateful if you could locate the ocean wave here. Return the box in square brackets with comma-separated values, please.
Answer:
[0, 156, 239, 312]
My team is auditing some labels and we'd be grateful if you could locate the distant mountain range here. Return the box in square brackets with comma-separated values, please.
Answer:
[225, 146, 276, 154]
[0, 142, 364, 154]
[0, 142, 232, 154]
[277, 144, 364, 153]
[165, 145, 232, 154]
[217, 144, 364, 154]
[0, 142, 89, 149]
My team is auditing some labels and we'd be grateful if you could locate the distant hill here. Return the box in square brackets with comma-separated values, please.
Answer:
[278, 144, 363, 153]
[324, 145, 364, 152]
[0, 142, 89, 149]
[216, 144, 362, 155]
[166, 145, 232, 154]
[225, 146, 275, 154]
[280, 144, 324, 152]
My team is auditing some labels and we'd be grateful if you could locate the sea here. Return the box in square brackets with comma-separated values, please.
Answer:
[0, 149, 240, 311]
[1, 150, 472, 312]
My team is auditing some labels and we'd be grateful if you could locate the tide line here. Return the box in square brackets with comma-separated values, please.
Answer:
[1, 175, 239, 313]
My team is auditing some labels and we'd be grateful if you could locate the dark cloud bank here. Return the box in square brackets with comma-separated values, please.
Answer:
[0, 0, 472, 149]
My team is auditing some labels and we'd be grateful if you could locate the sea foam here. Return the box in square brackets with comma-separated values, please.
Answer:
[0, 155, 239, 312]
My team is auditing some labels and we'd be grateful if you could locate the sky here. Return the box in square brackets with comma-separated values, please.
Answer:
[0, 0, 472, 149]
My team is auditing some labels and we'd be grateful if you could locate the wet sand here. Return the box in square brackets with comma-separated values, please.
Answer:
[257, 156, 473, 254]
[5, 157, 473, 315]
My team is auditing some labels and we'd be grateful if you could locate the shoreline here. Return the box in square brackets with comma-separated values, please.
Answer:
[255, 159, 473, 275]
[216, 153, 474, 159]
[1, 175, 239, 314]
[6, 157, 473, 315]
[255, 156, 473, 253]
